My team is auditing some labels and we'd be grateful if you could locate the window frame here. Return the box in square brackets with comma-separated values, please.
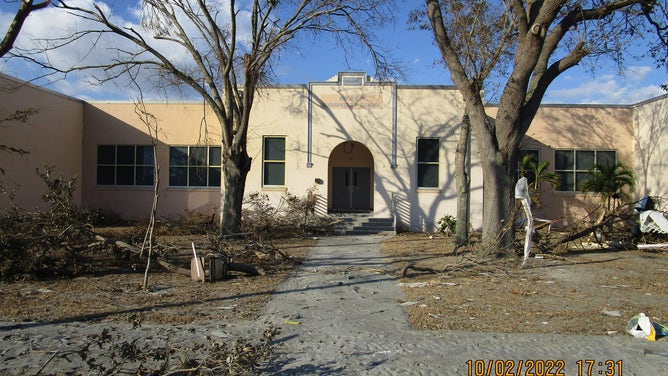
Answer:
[416, 137, 440, 189]
[96, 145, 155, 187]
[262, 136, 286, 187]
[168, 145, 222, 188]
[339, 72, 366, 86]
[554, 149, 617, 192]
[516, 149, 541, 183]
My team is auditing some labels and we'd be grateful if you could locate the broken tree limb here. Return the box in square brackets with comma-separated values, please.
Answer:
[93, 234, 140, 254]
[400, 263, 440, 277]
[92, 233, 261, 277]
[400, 254, 508, 278]
[156, 259, 190, 276]
[553, 214, 628, 246]
[229, 262, 261, 276]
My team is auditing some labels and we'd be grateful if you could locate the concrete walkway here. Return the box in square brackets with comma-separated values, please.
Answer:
[260, 234, 668, 375]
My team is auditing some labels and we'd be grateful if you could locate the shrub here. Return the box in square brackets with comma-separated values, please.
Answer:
[242, 186, 326, 241]
[0, 165, 97, 280]
[437, 214, 457, 236]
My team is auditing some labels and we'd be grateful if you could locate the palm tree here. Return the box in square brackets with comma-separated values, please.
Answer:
[580, 162, 635, 212]
[519, 154, 560, 207]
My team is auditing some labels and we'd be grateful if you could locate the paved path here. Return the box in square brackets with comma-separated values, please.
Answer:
[260, 234, 668, 375]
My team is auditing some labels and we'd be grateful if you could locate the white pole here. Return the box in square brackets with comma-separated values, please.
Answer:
[192, 242, 201, 278]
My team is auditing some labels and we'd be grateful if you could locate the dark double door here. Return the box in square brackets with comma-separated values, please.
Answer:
[331, 167, 371, 211]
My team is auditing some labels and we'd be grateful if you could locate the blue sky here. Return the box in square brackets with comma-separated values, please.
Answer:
[0, 0, 665, 104]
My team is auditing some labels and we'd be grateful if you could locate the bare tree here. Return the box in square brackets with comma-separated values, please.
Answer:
[128, 80, 161, 290]
[18, 0, 395, 235]
[411, 1, 515, 252]
[1, 1, 50, 170]
[424, 0, 668, 251]
[0, 0, 51, 58]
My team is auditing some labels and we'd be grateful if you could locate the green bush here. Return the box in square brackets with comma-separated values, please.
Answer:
[437, 214, 457, 236]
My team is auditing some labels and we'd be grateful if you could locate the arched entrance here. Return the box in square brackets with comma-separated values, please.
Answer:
[328, 141, 374, 212]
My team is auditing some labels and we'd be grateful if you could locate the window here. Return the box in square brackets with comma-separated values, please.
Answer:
[341, 75, 364, 86]
[555, 150, 616, 191]
[169, 146, 221, 187]
[263, 137, 286, 186]
[97, 145, 155, 186]
[417, 138, 439, 188]
[517, 149, 540, 182]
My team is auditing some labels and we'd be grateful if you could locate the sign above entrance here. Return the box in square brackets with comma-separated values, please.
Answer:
[320, 94, 383, 109]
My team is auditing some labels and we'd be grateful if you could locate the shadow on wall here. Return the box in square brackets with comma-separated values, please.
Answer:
[314, 193, 328, 217]
[392, 192, 414, 232]
[527, 105, 635, 226]
[634, 95, 668, 200]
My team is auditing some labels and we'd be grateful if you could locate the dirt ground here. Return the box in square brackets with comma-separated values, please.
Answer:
[0, 233, 315, 326]
[383, 232, 668, 336]
[1, 231, 666, 337]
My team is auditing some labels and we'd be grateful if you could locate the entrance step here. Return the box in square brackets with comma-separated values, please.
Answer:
[328, 213, 395, 235]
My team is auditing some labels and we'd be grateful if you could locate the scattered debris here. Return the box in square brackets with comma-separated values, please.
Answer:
[398, 282, 428, 288]
[637, 243, 668, 250]
[626, 313, 668, 341]
[358, 267, 387, 274]
[601, 284, 630, 289]
[602, 309, 622, 317]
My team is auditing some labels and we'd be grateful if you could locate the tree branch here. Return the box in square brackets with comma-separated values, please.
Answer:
[0, 0, 51, 57]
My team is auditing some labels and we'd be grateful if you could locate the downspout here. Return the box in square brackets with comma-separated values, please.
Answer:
[391, 82, 398, 232]
[391, 82, 398, 169]
[307, 82, 313, 168]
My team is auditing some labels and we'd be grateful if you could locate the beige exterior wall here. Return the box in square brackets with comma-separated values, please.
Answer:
[519, 105, 634, 225]
[0, 74, 83, 212]
[245, 78, 479, 231]
[633, 94, 668, 202]
[82, 101, 224, 219]
[245, 85, 312, 216]
[3, 72, 664, 233]
[79, 76, 478, 231]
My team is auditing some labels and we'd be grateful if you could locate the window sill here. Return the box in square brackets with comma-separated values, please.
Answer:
[416, 188, 441, 193]
[167, 186, 220, 190]
[553, 191, 584, 196]
[95, 185, 155, 190]
[262, 186, 288, 192]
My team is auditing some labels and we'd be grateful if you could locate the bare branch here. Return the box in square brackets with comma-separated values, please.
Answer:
[15, 0, 396, 235]
[0, 0, 51, 57]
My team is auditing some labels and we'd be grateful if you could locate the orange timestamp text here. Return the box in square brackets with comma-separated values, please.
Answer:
[465, 359, 623, 376]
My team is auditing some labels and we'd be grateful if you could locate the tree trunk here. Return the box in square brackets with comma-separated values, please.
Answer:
[220, 149, 252, 236]
[479, 150, 516, 255]
[454, 114, 471, 251]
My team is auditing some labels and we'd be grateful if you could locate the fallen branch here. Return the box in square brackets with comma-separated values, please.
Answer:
[92, 233, 261, 277]
[400, 254, 508, 278]
[553, 213, 631, 246]
[229, 262, 261, 276]
[93, 234, 140, 254]
[400, 263, 440, 277]
[156, 259, 190, 276]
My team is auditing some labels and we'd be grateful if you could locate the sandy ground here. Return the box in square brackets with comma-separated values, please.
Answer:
[1, 234, 668, 374]
[382, 233, 668, 335]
